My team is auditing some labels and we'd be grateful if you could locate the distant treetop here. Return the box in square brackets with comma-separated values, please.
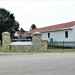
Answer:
[30, 24, 37, 30]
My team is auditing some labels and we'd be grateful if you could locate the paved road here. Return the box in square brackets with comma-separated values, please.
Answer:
[0, 53, 75, 75]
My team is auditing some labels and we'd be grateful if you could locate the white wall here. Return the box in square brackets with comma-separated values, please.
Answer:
[42, 29, 73, 42]
[72, 26, 75, 41]
[14, 32, 19, 37]
[42, 32, 49, 41]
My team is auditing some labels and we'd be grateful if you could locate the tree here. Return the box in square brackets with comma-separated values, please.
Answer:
[20, 28, 25, 32]
[0, 8, 19, 40]
[30, 24, 37, 30]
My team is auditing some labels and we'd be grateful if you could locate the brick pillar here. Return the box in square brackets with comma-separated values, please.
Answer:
[2, 32, 11, 51]
[32, 32, 42, 50]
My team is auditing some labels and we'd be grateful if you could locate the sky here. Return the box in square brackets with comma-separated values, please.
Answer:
[0, 0, 75, 30]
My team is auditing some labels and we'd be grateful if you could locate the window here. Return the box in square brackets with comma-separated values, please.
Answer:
[48, 33, 50, 38]
[65, 31, 68, 38]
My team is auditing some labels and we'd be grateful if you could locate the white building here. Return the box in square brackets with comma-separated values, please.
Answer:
[27, 21, 75, 43]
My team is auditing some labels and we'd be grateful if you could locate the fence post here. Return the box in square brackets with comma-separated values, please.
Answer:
[63, 41, 64, 50]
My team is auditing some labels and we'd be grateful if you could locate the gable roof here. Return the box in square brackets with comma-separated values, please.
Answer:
[27, 21, 75, 34]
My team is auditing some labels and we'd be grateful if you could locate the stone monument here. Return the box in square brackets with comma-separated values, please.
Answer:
[2, 32, 48, 51]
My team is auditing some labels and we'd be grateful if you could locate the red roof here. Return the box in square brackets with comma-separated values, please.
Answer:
[28, 21, 75, 33]
[16, 31, 27, 35]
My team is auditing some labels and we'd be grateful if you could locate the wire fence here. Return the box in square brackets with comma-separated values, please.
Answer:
[48, 41, 75, 49]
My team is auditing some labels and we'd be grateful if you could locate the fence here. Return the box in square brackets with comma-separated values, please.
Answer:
[48, 41, 75, 49]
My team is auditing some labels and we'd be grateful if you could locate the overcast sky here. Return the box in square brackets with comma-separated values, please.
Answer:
[0, 0, 75, 30]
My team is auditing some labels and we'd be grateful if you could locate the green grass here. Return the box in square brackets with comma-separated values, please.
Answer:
[47, 49, 75, 53]
[47, 45, 75, 53]
[0, 46, 2, 52]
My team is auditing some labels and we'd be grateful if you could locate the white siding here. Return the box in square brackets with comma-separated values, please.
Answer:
[72, 26, 75, 41]
[42, 29, 73, 42]
[42, 33, 49, 41]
